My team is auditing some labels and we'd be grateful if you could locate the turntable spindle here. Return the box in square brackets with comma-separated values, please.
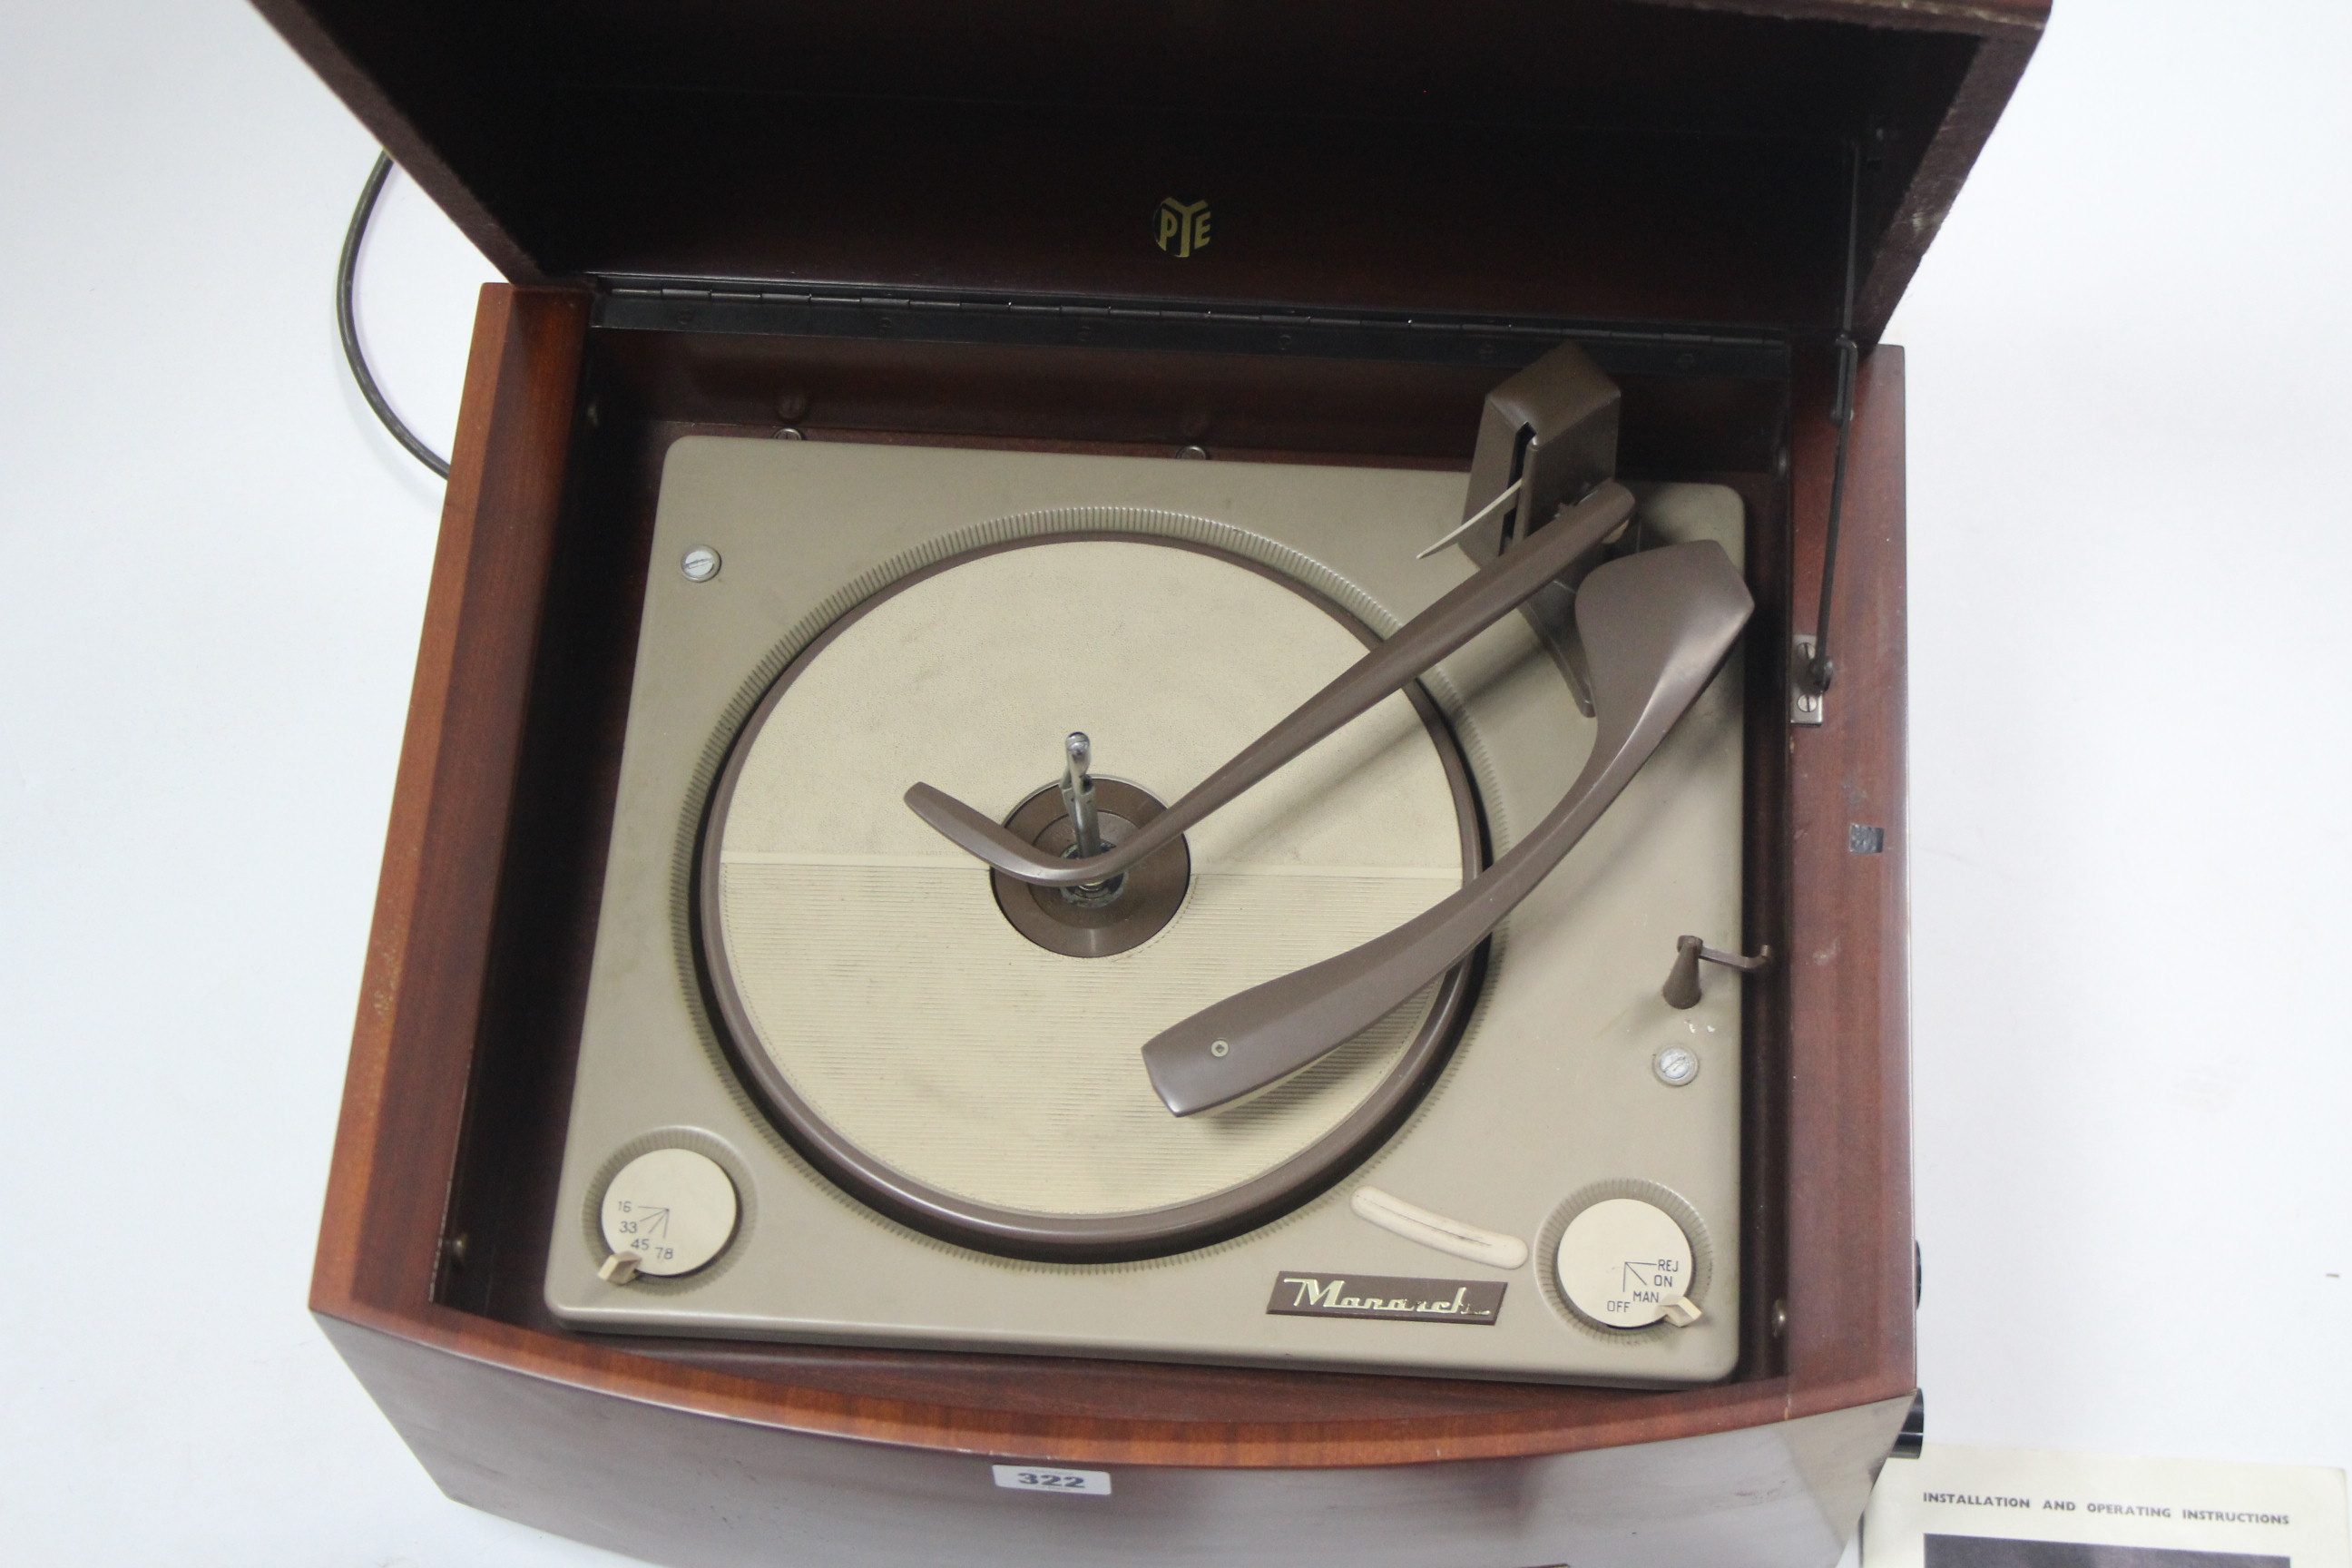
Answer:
[1058, 731, 1122, 909]
[1061, 732, 1102, 859]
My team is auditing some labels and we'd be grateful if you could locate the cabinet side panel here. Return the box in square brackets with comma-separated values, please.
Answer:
[313, 285, 589, 1316]
[1784, 347, 1915, 1411]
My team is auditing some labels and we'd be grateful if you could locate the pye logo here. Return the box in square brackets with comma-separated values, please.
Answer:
[1155, 197, 1211, 258]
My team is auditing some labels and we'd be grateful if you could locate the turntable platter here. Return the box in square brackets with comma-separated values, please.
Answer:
[700, 536, 1480, 1257]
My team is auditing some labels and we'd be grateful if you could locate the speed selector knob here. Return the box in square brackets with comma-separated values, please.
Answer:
[598, 1148, 740, 1281]
[1553, 1197, 1702, 1329]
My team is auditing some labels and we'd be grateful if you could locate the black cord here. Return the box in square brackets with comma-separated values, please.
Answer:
[338, 152, 451, 479]
[1803, 141, 1865, 697]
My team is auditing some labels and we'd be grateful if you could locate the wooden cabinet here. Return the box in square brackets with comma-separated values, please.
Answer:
[259, 4, 2046, 1561]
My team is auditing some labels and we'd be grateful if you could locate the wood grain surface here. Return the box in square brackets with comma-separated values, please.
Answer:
[244, 0, 546, 281]
[1785, 346, 1917, 1408]
[314, 285, 586, 1315]
[250, 0, 2044, 343]
[314, 288, 1916, 1470]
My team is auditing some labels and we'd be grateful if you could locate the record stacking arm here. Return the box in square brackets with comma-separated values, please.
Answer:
[901, 478, 1640, 887]
[905, 339, 1626, 891]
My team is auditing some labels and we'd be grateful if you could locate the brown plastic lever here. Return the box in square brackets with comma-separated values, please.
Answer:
[903, 482, 1639, 887]
[1141, 539, 1754, 1116]
[1660, 935, 1772, 1010]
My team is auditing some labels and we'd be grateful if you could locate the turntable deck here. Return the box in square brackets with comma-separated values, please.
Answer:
[547, 436, 1749, 1386]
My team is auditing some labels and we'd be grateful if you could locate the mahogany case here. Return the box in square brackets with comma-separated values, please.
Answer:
[250, 2, 2048, 1563]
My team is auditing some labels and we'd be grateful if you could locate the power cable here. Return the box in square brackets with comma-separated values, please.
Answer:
[336, 152, 451, 479]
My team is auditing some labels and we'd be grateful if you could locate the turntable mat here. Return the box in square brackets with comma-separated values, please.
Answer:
[713, 540, 1467, 1220]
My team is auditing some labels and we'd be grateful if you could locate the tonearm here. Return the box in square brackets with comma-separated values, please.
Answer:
[904, 342, 1754, 1114]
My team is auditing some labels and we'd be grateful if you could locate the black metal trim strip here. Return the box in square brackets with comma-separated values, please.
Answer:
[591, 277, 1791, 379]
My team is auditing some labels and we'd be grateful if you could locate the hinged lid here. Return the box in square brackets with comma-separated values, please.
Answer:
[256, 0, 2044, 344]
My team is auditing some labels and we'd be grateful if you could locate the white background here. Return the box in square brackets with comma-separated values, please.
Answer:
[0, 0, 2345, 1562]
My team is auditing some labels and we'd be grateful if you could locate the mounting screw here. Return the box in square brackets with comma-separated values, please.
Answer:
[1210, 1039, 1230, 1057]
[775, 426, 806, 441]
[1651, 1044, 1700, 1087]
[1771, 1298, 1788, 1337]
[681, 546, 722, 583]
[1178, 445, 1210, 460]
[446, 1231, 469, 1267]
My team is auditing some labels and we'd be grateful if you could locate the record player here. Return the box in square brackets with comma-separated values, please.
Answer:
[259, 1, 2049, 1564]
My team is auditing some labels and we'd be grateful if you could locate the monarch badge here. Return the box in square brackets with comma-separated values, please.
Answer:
[1155, 197, 1211, 258]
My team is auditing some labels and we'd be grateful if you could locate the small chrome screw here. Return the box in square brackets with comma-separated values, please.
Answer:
[1210, 1040, 1230, 1057]
[1177, 445, 1210, 460]
[681, 546, 721, 583]
[1651, 1044, 1700, 1086]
